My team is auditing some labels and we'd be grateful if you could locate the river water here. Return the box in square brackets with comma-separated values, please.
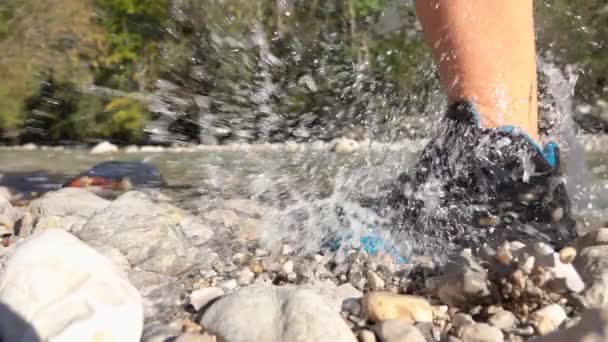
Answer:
[1, 136, 607, 256]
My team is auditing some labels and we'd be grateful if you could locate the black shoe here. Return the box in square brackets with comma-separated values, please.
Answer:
[388, 101, 576, 252]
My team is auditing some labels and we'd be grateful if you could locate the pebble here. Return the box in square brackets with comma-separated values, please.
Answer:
[218, 279, 238, 291]
[461, 323, 503, 342]
[559, 247, 577, 264]
[372, 320, 426, 342]
[357, 329, 377, 342]
[190, 287, 225, 311]
[488, 310, 516, 332]
[362, 292, 434, 323]
[282, 260, 294, 274]
[236, 267, 255, 286]
[531, 304, 567, 335]
[232, 252, 251, 265]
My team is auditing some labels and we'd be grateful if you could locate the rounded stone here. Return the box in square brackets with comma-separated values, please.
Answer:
[461, 323, 503, 342]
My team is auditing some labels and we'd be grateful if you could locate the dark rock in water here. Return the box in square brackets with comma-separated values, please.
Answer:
[63, 161, 165, 190]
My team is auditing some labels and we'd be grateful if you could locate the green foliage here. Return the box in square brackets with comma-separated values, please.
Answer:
[101, 97, 148, 143]
[0, 3, 14, 40]
[95, 0, 170, 87]
[355, 0, 385, 17]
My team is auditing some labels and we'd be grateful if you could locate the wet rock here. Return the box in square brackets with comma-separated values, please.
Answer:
[515, 242, 585, 293]
[90, 140, 118, 154]
[533, 307, 608, 342]
[27, 187, 110, 234]
[487, 310, 516, 332]
[575, 228, 608, 251]
[531, 304, 567, 335]
[460, 323, 503, 342]
[362, 292, 434, 323]
[190, 287, 225, 311]
[0, 229, 142, 342]
[574, 245, 608, 307]
[426, 249, 490, 307]
[200, 285, 357, 342]
[78, 191, 208, 276]
[372, 320, 426, 342]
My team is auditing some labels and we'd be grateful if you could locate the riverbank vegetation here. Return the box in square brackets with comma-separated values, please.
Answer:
[0, 0, 606, 144]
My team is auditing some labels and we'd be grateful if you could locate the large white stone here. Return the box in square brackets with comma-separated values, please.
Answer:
[201, 285, 357, 342]
[0, 229, 143, 342]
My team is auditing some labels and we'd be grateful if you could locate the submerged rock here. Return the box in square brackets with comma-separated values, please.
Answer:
[0, 229, 142, 342]
[200, 285, 357, 342]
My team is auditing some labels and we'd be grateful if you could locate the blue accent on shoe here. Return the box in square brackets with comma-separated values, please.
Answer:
[497, 125, 558, 168]
[542, 142, 558, 168]
[323, 230, 407, 264]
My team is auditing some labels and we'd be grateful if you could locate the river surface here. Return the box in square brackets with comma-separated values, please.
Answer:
[1, 138, 607, 255]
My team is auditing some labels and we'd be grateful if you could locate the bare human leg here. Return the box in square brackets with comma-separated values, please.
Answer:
[416, 0, 539, 142]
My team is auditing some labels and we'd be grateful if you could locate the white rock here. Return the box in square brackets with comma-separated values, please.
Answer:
[190, 287, 225, 311]
[331, 138, 360, 154]
[0, 187, 12, 201]
[282, 260, 294, 274]
[487, 310, 516, 332]
[78, 191, 207, 276]
[236, 268, 255, 286]
[28, 188, 110, 234]
[90, 141, 119, 154]
[218, 279, 238, 291]
[0, 229, 142, 342]
[531, 304, 568, 335]
[200, 285, 357, 342]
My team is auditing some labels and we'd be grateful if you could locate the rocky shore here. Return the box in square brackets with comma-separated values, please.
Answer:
[1, 187, 608, 341]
